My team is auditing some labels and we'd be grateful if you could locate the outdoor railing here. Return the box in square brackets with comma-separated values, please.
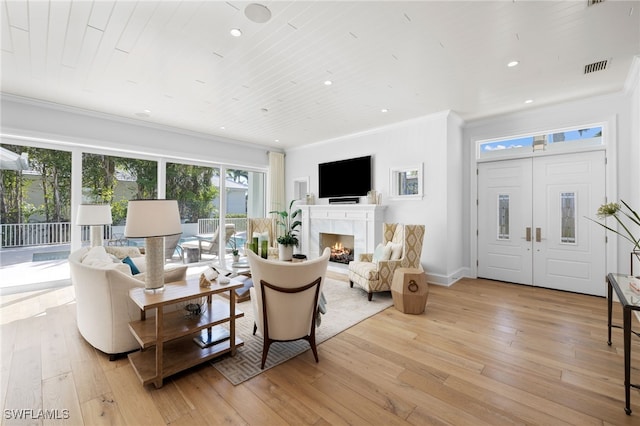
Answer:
[198, 218, 247, 235]
[1, 222, 116, 248]
[3, 219, 249, 248]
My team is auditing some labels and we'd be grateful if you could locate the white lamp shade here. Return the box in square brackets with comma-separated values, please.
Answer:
[124, 200, 182, 238]
[76, 204, 112, 225]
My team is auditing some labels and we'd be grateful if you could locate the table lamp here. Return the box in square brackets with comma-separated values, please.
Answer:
[76, 204, 112, 247]
[124, 199, 182, 293]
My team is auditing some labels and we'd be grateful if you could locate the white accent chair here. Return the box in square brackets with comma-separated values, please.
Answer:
[247, 247, 330, 368]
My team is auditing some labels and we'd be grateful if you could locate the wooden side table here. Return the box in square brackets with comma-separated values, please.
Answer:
[127, 278, 244, 388]
[391, 268, 428, 314]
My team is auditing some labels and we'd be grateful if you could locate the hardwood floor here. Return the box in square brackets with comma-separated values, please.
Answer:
[2, 274, 640, 425]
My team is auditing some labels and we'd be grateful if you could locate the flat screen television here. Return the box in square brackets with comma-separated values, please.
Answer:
[318, 155, 372, 199]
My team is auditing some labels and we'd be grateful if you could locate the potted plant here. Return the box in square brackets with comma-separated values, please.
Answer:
[270, 200, 302, 261]
[230, 232, 240, 263]
[587, 200, 640, 278]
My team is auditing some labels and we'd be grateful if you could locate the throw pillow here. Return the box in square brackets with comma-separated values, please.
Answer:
[372, 243, 392, 264]
[388, 242, 403, 260]
[81, 245, 109, 263]
[122, 256, 141, 275]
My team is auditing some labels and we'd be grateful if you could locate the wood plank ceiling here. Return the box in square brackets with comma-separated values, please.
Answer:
[2, 1, 639, 148]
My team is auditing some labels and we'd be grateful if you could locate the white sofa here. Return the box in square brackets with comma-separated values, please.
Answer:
[69, 245, 187, 358]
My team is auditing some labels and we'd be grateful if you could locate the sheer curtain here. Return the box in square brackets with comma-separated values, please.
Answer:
[268, 151, 285, 214]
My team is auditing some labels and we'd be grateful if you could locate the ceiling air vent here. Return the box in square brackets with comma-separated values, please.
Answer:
[584, 59, 608, 74]
[587, 0, 605, 6]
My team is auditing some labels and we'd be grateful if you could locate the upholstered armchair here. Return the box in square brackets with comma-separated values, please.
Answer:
[348, 223, 425, 301]
[247, 247, 330, 368]
[246, 217, 278, 257]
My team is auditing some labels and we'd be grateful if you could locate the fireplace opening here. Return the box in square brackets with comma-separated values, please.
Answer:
[320, 232, 354, 264]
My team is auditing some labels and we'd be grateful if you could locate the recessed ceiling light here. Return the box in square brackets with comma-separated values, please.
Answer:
[220, 126, 226, 130]
[381, 108, 388, 113]
[324, 80, 332, 86]
[135, 109, 151, 118]
[230, 28, 242, 37]
[507, 60, 519, 67]
[275, 139, 280, 142]
[524, 99, 533, 104]
[245, 3, 271, 23]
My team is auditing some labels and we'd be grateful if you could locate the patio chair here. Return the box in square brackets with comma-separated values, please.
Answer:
[164, 233, 183, 261]
[180, 223, 236, 260]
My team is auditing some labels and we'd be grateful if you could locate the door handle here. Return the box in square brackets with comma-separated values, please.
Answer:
[536, 227, 542, 242]
[525, 227, 531, 242]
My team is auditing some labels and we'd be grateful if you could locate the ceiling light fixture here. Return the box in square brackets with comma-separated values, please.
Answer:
[245, 3, 271, 23]
[507, 60, 519, 67]
[135, 109, 151, 118]
[324, 80, 332, 86]
[524, 99, 533, 104]
[381, 108, 388, 113]
[230, 28, 242, 37]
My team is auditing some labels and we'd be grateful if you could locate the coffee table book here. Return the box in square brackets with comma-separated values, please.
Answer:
[127, 278, 244, 388]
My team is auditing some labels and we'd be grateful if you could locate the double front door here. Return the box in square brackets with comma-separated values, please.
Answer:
[478, 151, 606, 296]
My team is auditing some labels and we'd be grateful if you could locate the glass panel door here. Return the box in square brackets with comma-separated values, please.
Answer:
[1, 144, 72, 293]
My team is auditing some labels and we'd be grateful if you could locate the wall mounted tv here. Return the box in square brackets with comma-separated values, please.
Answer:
[318, 155, 372, 199]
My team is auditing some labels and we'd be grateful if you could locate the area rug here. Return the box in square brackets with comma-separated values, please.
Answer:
[210, 278, 393, 385]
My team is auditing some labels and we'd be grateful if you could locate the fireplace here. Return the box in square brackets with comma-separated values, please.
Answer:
[300, 205, 386, 270]
[320, 232, 354, 264]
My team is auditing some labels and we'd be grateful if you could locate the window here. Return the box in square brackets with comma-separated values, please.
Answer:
[478, 125, 603, 159]
[560, 192, 576, 244]
[498, 194, 510, 240]
[82, 153, 157, 246]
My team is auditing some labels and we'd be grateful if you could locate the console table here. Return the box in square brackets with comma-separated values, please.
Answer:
[128, 278, 244, 388]
[606, 273, 640, 415]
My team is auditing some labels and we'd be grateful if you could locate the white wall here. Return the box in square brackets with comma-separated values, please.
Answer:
[286, 111, 466, 285]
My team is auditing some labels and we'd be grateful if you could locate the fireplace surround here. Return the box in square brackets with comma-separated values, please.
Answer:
[300, 205, 386, 268]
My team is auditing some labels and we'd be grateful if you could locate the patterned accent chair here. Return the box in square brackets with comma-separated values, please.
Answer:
[348, 223, 425, 301]
[246, 217, 279, 257]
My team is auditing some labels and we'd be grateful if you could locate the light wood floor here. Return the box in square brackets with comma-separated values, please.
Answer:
[2, 273, 640, 425]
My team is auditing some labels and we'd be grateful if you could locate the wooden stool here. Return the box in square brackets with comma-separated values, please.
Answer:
[391, 268, 428, 314]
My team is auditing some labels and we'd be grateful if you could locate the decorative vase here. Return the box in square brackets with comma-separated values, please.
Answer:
[233, 254, 240, 263]
[278, 244, 293, 261]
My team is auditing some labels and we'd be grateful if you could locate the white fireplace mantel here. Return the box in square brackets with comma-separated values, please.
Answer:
[300, 204, 386, 261]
